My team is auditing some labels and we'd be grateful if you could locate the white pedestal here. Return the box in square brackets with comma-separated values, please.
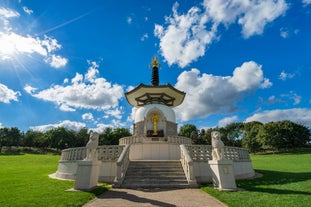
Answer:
[208, 160, 237, 191]
[74, 160, 101, 191]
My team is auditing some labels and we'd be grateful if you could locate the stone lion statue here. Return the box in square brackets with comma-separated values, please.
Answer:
[211, 131, 224, 160]
[85, 131, 99, 161]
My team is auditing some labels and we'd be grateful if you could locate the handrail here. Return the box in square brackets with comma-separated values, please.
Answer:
[114, 144, 130, 186]
[180, 144, 197, 187]
[59, 145, 124, 161]
[119, 135, 192, 145]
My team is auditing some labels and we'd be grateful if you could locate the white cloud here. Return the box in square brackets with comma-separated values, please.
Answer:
[82, 113, 94, 120]
[22, 6, 33, 15]
[155, 0, 288, 67]
[0, 83, 21, 103]
[174, 61, 271, 121]
[45, 54, 68, 68]
[106, 107, 123, 119]
[31, 120, 86, 132]
[0, 7, 20, 18]
[154, 2, 218, 68]
[281, 91, 301, 105]
[59, 104, 75, 112]
[218, 116, 238, 127]
[140, 33, 149, 41]
[279, 70, 295, 81]
[302, 0, 311, 6]
[127, 16, 132, 24]
[25, 61, 124, 112]
[85, 60, 99, 82]
[24, 85, 37, 94]
[203, 0, 288, 37]
[245, 108, 311, 126]
[0, 7, 67, 68]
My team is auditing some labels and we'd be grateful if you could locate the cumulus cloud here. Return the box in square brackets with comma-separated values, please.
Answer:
[174, 61, 271, 121]
[155, 0, 288, 67]
[218, 116, 238, 127]
[105, 107, 123, 119]
[31, 120, 86, 132]
[82, 113, 94, 120]
[154, 2, 218, 68]
[25, 61, 124, 112]
[245, 108, 311, 126]
[0, 7, 67, 68]
[0, 83, 21, 103]
[45, 54, 68, 68]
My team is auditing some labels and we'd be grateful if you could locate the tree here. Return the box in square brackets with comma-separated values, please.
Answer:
[0, 127, 22, 151]
[242, 121, 263, 153]
[255, 120, 310, 152]
[74, 128, 89, 147]
[179, 124, 198, 143]
[45, 127, 75, 151]
[224, 123, 243, 147]
[100, 127, 132, 145]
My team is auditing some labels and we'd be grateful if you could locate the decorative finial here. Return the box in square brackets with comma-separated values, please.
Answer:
[150, 57, 160, 68]
[150, 57, 160, 86]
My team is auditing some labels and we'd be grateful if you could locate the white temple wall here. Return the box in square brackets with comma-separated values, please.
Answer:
[129, 143, 180, 160]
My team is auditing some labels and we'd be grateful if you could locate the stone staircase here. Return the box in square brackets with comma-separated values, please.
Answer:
[121, 161, 190, 188]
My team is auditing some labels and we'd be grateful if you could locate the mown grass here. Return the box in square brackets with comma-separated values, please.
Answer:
[201, 149, 311, 207]
[0, 153, 109, 207]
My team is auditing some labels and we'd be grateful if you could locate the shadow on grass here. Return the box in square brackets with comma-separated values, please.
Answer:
[237, 170, 311, 195]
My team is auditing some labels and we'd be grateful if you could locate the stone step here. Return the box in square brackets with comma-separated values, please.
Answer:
[120, 160, 190, 188]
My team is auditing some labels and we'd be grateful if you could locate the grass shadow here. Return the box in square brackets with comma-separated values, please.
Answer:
[237, 170, 311, 195]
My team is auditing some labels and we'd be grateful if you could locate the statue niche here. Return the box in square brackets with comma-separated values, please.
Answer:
[146, 111, 164, 137]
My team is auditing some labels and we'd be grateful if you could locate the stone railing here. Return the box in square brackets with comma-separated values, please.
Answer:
[114, 144, 130, 187]
[186, 145, 251, 162]
[167, 136, 192, 144]
[180, 144, 197, 186]
[186, 145, 212, 161]
[119, 135, 192, 145]
[119, 136, 144, 145]
[60, 145, 124, 161]
[224, 146, 250, 161]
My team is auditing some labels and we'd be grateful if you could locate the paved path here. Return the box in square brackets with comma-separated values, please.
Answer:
[83, 188, 227, 207]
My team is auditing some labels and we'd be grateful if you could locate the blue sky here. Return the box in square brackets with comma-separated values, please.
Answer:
[0, 0, 311, 132]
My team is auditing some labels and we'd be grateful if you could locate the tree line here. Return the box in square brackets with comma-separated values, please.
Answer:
[0, 127, 131, 153]
[179, 120, 311, 153]
[1, 120, 310, 154]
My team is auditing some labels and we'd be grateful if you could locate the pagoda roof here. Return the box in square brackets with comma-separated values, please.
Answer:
[125, 83, 186, 107]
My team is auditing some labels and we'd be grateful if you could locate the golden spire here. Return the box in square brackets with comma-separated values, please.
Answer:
[150, 57, 160, 68]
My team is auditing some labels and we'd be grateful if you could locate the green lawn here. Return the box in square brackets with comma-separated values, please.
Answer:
[201, 149, 311, 207]
[1, 151, 310, 207]
[0, 153, 109, 207]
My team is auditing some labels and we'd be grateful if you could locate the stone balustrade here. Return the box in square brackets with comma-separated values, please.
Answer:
[60, 145, 124, 161]
[167, 136, 192, 144]
[118, 135, 192, 145]
[186, 145, 251, 162]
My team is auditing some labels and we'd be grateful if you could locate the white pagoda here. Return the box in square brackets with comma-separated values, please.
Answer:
[54, 58, 255, 188]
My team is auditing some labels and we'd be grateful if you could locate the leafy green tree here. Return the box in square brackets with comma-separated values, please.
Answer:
[0, 127, 22, 151]
[74, 128, 89, 147]
[242, 121, 263, 153]
[46, 127, 75, 151]
[179, 124, 198, 143]
[224, 123, 243, 147]
[100, 127, 131, 145]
